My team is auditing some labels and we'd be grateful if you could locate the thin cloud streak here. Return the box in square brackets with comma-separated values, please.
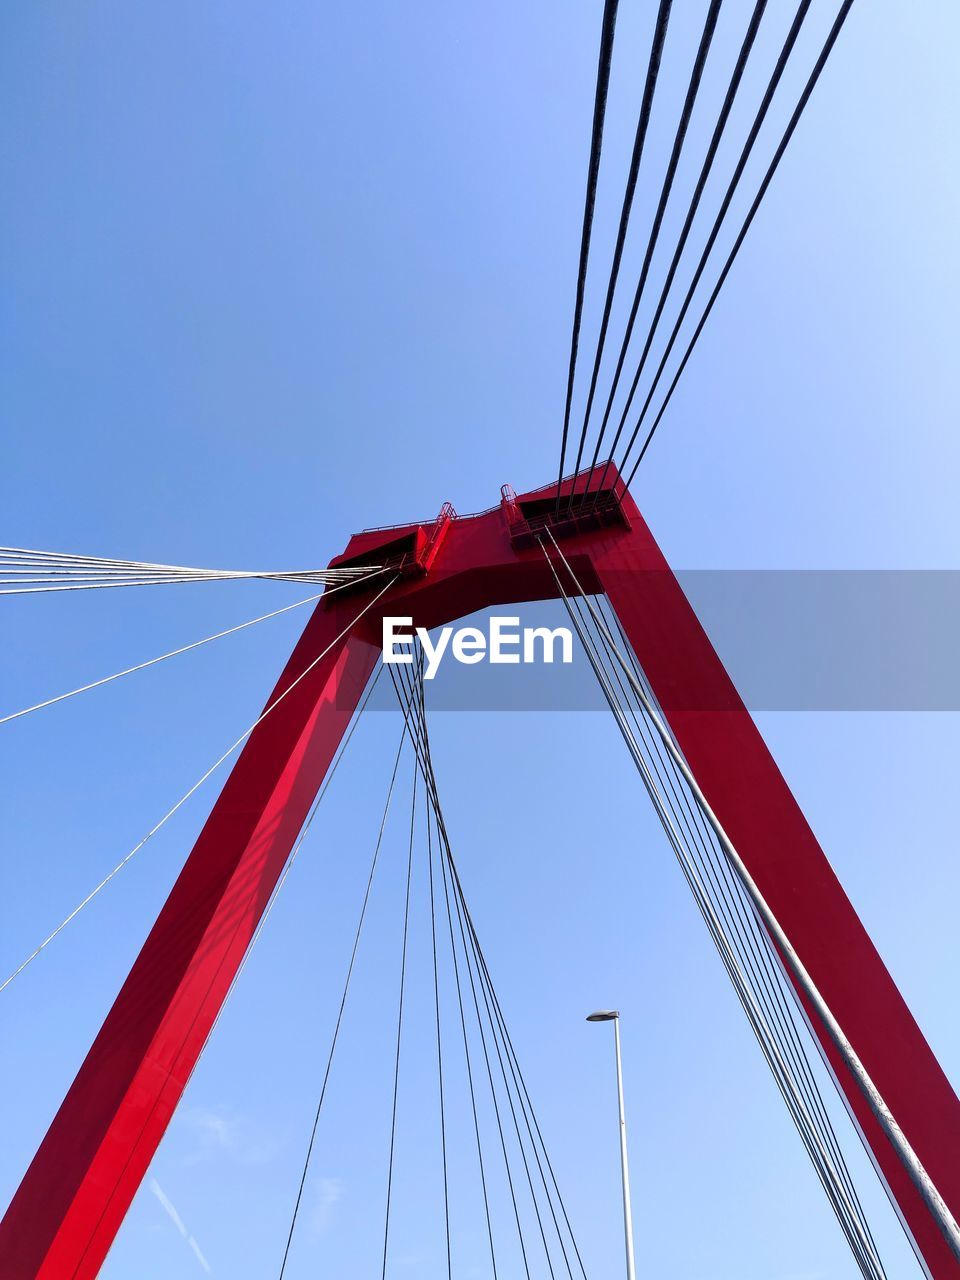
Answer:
[149, 1177, 212, 1274]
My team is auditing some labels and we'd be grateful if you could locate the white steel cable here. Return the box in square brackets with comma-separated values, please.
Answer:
[185, 663, 386, 1088]
[0, 568, 355, 577]
[0, 560, 364, 575]
[0, 552, 372, 573]
[595, 595, 890, 1270]
[541, 547, 885, 1277]
[277, 707, 410, 1279]
[0, 544, 374, 574]
[0, 575, 388, 725]
[0, 572, 376, 596]
[0, 571, 398, 993]
[1, 574, 257, 596]
[0, 569, 367, 582]
[569, 592, 886, 1276]
[0, 545, 379, 595]
[390, 655, 589, 1280]
[542, 530, 960, 1265]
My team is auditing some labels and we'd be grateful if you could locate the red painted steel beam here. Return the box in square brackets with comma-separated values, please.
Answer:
[0, 599, 381, 1279]
[2, 465, 958, 1278]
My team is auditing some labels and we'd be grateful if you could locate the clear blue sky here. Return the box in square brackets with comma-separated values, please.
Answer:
[2, 1, 960, 1276]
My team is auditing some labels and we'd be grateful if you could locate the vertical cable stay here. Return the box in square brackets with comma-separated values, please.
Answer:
[556, 0, 858, 496]
[429, 734, 558, 1279]
[582, 595, 888, 1270]
[433, 757, 502, 1278]
[436, 720, 589, 1278]
[425, 800, 453, 1280]
[273, 658, 575, 1280]
[564, 593, 877, 1270]
[556, 0, 621, 514]
[574, 0, 723, 508]
[598, 597, 888, 1267]
[537, 539, 887, 1276]
[388, 661, 501, 1278]
[617, 0, 855, 487]
[460, 911, 591, 1280]
[412, 638, 574, 1280]
[445, 849, 563, 1280]
[541, 530, 960, 1268]
[585, 0, 768, 505]
[390, 657, 591, 1280]
[444, 803, 535, 1280]
[279, 707, 408, 1279]
[390, 636, 588, 1277]
[380, 763, 418, 1280]
[566, 0, 674, 500]
[589, 0, 812, 500]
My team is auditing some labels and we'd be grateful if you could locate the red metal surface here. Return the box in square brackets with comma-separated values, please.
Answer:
[3, 465, 958, 1278]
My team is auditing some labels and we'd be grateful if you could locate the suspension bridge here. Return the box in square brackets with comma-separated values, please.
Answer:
[2, 3, 959, 1278]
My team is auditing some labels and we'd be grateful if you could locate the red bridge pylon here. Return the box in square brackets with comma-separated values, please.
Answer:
[3, 465, 958, 1278]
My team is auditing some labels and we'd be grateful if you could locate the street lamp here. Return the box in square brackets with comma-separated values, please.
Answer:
[587, 1010, 636, 1280]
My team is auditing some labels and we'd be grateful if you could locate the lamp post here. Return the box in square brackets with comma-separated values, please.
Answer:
[587, 1010, 636, 1280]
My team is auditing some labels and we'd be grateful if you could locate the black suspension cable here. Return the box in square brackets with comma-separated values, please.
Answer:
[379, 762, 418, 1280]
[592, 600, 841, 1116]
[405, 662, 563, 1279]
[426, 800, 453, 1280]
[433, 773, 533, 1279]
[546, 544, 884, 1272]
[387, 664, 501, 1277]
[444, 830, 559, 1279]
[452, 862, 590, 1280]
[392, 662, 570, 1275]
[453, 891, 590, 1280]
[599, 599, 885, 1264]
[585, 0, 768, 504]
[568, 598, 877, 1273]
[591, 613, 882, 1275]
[443, 842, 577, 1280]
[587, 596, 886, 1270]
[575, 0, 723, 506]
[278, 709, 406, 1279]
[566, 0, 673, 497]
[435, 791, 504, 1278]
[400, 658, 590, 1280]
[540, 540, 886, 1277]
[388, 628, 884, 1276]
[620, 0, 856, 486]
[556, 0, 621, 514]
[591, 0, 813, 500]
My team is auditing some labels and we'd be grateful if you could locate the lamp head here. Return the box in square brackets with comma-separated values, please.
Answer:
[586, 1010, 619, 1022]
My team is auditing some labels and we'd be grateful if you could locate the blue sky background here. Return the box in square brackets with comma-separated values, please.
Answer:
[2, 1, 960, 1276]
